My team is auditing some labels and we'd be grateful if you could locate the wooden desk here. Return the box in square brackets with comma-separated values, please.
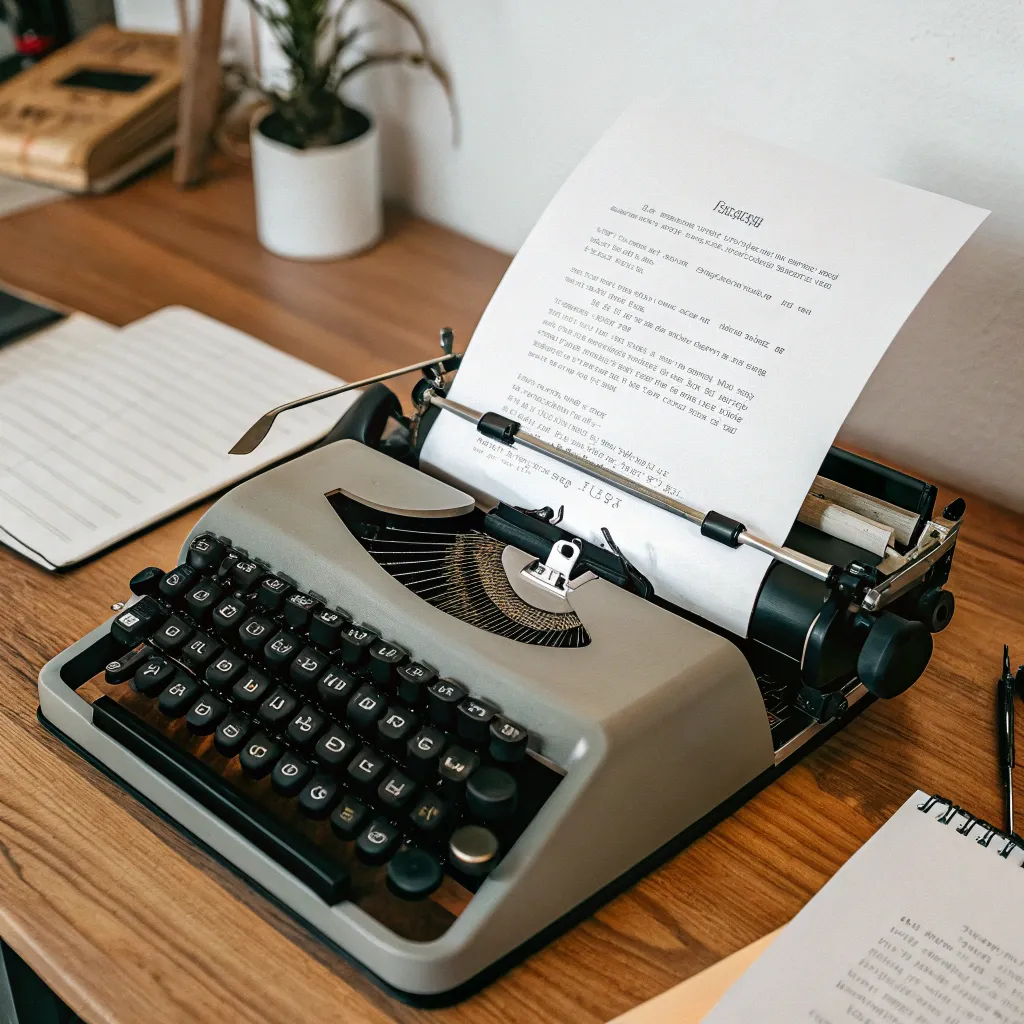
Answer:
[0, 164, 1022, 1024]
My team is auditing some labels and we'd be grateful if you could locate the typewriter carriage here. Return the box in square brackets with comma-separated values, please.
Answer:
[318, 352, 961, 730]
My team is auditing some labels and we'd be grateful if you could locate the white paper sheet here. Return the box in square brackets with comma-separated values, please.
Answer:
[704, 791, 1024, 1023]
[422, 104, 987, 634]
[0, 307, 356, 568]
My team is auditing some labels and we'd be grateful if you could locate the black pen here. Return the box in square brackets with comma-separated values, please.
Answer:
[998, 645, 1015, 835]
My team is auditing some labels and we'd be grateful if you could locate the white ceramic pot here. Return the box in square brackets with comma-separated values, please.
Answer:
[251, 111, 383, 261]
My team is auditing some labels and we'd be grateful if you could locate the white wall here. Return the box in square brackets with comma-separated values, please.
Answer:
[117, 0, 1024, 510]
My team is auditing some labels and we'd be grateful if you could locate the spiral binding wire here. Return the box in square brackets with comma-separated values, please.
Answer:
[918, 794, 1024, 863]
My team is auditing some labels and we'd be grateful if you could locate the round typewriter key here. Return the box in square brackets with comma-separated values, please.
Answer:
[239, 732, 283, 778]
[271, 751, 312, 797]
[466, 766, 518, 822]
[448, 824, 499, 878]
[396, 661, 437, 706]
[456, 696, 499, 747]
[158, 673, 201, 717]
[346, 685, 387, 734]
[132, 655, 175, 695]
[105, 645, 153, 684]
[129, 565, 165, 597]
[214, 712, 252, 756]
[330, 792, 369, 840]
[368, 640, 407, 686]
[489, 717, 529, 763]
[186, 692, 228, 735]
[356, 817, 401, 865]
[406, 727, 447, 781]
[340, 624, 378, 667]
[298, 774, 339, 819]
[387, 847, 444, 900]
[187, 534, 225, 572]
[427, 678, 467, 729]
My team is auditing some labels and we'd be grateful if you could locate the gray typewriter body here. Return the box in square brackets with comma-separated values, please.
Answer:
[37, 427, 947, 1000]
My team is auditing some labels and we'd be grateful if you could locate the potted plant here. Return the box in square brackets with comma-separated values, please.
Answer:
[243, 0, 452, 260]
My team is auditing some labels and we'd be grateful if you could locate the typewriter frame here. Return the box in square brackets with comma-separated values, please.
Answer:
[36, 376, 961, 1004]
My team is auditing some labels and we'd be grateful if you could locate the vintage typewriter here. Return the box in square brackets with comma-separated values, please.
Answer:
[38, 333, 964, 1003]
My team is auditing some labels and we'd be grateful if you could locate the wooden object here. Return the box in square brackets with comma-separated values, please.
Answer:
[810, 474, 922, 546]
[0, 163, 1021, 1023]
[0, 25, 180, 191]
[173, 0, 227, 187]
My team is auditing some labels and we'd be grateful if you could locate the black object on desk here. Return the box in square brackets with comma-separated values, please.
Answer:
[998, 645, 1016, 836]
[0, 288, 63, 347]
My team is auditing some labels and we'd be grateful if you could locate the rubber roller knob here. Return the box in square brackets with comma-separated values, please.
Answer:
[857, 612, 933, 699]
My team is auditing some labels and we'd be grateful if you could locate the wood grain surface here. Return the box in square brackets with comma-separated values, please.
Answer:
[0, 163, 1021, 1024]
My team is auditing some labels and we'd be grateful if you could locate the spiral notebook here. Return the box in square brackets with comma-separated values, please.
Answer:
[700, 790, 1024, 1023]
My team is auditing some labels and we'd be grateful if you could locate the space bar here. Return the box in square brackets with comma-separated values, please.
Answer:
[92, 696, 349, 904]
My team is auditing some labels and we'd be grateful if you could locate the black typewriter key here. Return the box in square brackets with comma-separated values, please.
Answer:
[317, 665, 357, 712]
[158, 673, 201, 717]
[284, 591, 321, 630]
[204, 649, 246, 689]
[158, 565, 198, 603]
[313, 724, 357, 770]
[330, 792, 368, 840]
[456, 696, 499, 747]
[211, 595, 247, 634]
[489, 716, 529, 763]
[396, 662, 437, 706]
[410, 791, 450, 837]
[214, 711, 253, 756]
[290, 645, 329, 694]
[406, 727, 448, 781]
[186, 692, 228, 735]
[427, 678, 468, 729]
[128, 565, 164, 597]
[256, 575, 292, 612]
[378, 768, 418, 811]
[271, 751, 312, 796]
[187, 533, 225, 572]
[151, 614, 193, 653]
[309, 608, 346, 650]
[231, 667, 272, 707]
[180, 631, 221, 670]
[110, 596, 166, 647]
[184, 580, 223, 622]
[104, 645, 152, 684]
[466, 766, 518, 822]
[217, 549, 242, 580]
[339, 624, 377, 667]
[263, 629, 301, 672]
[239, 732, 283, 778]
[438, 745, 480, 802]
[230, 559, 264, 593]
[448, 824, 500, 878]
[237, 615, 275, 655]
[387, 847, 444, 900]
[356, 817, 401, 865]
[376, 706, 419, 758]
[298, 774, 339, 819]
[132, 656, 176, 696]
[368, 640, 407, 687]
[347, 745, 387, 791]
[286, 704, 326, 748]
[258, 685, 299, 728]
[347, 686, 387, 734]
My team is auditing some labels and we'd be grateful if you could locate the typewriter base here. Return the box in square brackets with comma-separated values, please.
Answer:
[36, 686, 873, 1007]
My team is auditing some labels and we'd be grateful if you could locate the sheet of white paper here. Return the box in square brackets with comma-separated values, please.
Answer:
[0, 307, 355, 568]
[704, 790, 1024, 1023]
[0, 173, 65, 218]
[422, 104, 987, 634]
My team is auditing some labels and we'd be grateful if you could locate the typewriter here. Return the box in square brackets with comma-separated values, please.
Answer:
[38, 339, 964, 1003]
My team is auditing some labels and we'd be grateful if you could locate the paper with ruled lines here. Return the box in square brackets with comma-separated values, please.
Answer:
[703, 791, 1024, 1023]
[421, 103, 987, 634]
[0, 307, 356, 569]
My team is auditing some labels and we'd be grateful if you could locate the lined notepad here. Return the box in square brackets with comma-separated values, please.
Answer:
[0, 307, 356, 569]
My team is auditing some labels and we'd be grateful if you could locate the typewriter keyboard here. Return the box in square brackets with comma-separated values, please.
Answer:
[91, 533, 562, 925]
